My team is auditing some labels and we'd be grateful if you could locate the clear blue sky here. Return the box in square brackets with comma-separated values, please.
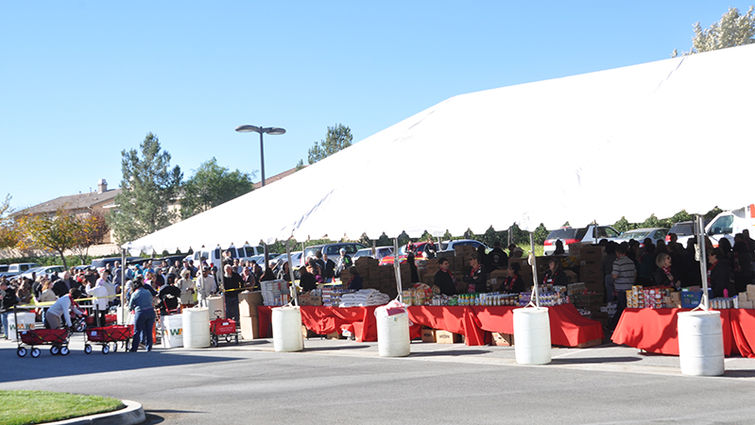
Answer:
[0, 1, 749, 210]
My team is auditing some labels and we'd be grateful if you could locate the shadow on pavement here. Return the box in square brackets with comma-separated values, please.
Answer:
[409, 350, 491, 357]
[304, 345, 370, 352]
[0, 347, 245, 384]
[723, 369, 755, 378]
[550, 356, 641, 365]
[142, 408, 203, 424]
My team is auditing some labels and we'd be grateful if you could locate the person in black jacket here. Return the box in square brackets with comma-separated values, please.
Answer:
[463, 255, 488, 293]
[708, 248, 733, 298]
[543, 258, 569, 286]
[1, 279, 19, 338]
[347, 267, 363, 290]
[502, 262, 525, 293]
[157, 279, 181, 315]
[222, 265, 242, 321]
[299, 263, 318, 292]
[322, 254, 336, 282]
[433, 258, 456, 296]
[652, 252, 680, 289]
[489, 242, 509, 270]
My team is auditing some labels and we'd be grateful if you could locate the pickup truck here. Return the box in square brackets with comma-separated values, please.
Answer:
[705, 204, 755, 247]
[0, 262, 40, 278]
[543, 225, 620, 255]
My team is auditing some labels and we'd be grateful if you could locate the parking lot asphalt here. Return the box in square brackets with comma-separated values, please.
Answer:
[3, 336, 755, 424]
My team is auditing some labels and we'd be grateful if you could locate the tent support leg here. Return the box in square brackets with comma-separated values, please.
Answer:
[286, 239, 298, 306]
[696, 215, 710, 310]
[120, 248, 126, 324]
[394, 238, 402, 302]
[529, 233, 540, 308]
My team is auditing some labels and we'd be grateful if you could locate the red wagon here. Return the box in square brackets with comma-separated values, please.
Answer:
[17, 329, 71, 358]
[210, 316, 238, 347]
[84, 325, 134, 355]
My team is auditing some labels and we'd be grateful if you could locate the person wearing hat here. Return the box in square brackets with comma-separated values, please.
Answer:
[195, 266, 217, 307]
[176, 269, 195, 306]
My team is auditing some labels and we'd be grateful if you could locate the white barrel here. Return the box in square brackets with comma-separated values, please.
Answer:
[182, 308, 210, 348]
[272, 306, 303, 352]
[678, 310, 725, 376]
[513, 307, 551, 365]
[161, 314, 184, 348]
[206, 296, 225, 319]
[375, 305, 410, 357]
[117, 307, 132, 325]
[8, 312, 36, 341]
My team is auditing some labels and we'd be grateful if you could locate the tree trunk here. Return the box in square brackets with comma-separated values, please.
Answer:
[58, 250, 68, 269]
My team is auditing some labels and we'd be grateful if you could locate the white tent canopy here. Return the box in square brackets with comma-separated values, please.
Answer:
[126, 44, 755, 254]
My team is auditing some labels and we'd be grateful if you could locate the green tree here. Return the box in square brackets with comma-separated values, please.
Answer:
[18, 210, 81, 268]
[693, 6, 755, 53]
[181, 158, 254, 219]
[0, 195, 18, 250]
[307, 124, 353, 164]
[71, 212, 109, 265]
[613, 216, 635, 233]
[109, 133, 182, 243]
[704, 206, 723, 222]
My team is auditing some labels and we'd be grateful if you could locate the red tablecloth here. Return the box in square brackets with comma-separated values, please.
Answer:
[408, 304, 603, 347]
[258, 304, 603, 348]
[611, 308, 737, 356]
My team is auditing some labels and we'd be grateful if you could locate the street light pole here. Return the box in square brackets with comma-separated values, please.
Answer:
[235, 124, 286, 271]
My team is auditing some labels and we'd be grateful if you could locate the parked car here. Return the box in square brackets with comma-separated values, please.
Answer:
[666, 221, 696, 246]
[616, 228, 668, 247]
[438, 239, 488, 253]
[19, 265, 65, 281]
[543, 225, 620, 255]
[703, 204, 755, 247]
[379, 242, 432, 266]
[353, 246, 394, 262]
[301, 243, 365, 267]
[0, 262, 40, 278]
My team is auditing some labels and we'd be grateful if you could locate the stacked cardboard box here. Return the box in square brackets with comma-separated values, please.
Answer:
[238, 290, 262, 340]
[737, 285, 755, 308]
[435, 330, 462, 344]
[421, 328, 436, 343]
[490, 332, 514, 346]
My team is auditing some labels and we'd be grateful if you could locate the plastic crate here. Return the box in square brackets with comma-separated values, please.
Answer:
[681, 289, 711, 309]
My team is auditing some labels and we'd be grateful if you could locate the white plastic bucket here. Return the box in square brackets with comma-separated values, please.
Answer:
[677, 310, 725, 376]
[206, 296, 225, 319]
[182, 308, 210, 348]
[272, 306, 303, 352]
[513, 307, 551, 365]
[375, 304, 410, 357]
[8, 312, 36, 341]
[161, 314, 184, 348]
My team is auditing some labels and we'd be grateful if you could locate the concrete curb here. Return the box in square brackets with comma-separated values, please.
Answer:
[43, 400, 145, 425]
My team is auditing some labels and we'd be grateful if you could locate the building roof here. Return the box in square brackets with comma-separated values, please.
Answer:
[252, 166, 303, 189]
[13, 189, 122, 217]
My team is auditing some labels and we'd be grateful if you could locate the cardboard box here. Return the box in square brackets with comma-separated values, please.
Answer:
[239, 315, 260, 340]
[421, 328, 436, 343]
[239, 291, 263, 317]
[435, 330, 462, 344]
[491, 332, 514, 346]
[747, 285, 755, 301]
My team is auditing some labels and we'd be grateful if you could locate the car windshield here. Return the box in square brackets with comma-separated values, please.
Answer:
[546, 229, 578, 240]
[618, 231, 646, 240]
[669, 223, 694, 236]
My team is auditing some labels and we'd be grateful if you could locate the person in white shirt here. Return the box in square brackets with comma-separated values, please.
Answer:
[176, 269, 195, 306]
[86, 277, 109, 326]
[195, 266, 217, 307]
[97, 270, 116, 307]
[45, 288, 84, 329]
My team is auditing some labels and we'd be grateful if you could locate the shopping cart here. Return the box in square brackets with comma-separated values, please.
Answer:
[17, 328, 71, 358]
[84, 325, 134, 355]
[210, 310, 238, 347]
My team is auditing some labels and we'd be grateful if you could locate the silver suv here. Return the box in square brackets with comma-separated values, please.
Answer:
[301, 242, 365, 266]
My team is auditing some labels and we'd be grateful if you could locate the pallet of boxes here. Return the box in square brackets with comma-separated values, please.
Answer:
[573, 244, 608, 323]
[238, 291, 263, 340]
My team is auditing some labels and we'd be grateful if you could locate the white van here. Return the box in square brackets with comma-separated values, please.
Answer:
[189, 244, 265, 271]
[705, 204, 755, 246]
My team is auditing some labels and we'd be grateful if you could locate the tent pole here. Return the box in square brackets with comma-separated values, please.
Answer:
[529, 233, 540, 308]
[696, 215, 710, 310]
[394, 238, 402, 302]
[372, 240, 377, 257]
[120, 248, 126, 325]
[286, 239, 298, 306]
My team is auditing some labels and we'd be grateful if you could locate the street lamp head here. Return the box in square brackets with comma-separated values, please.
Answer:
[235, 125, 286, 135]
[266, 127, 286, 135]
[235, 125, 262, 133]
